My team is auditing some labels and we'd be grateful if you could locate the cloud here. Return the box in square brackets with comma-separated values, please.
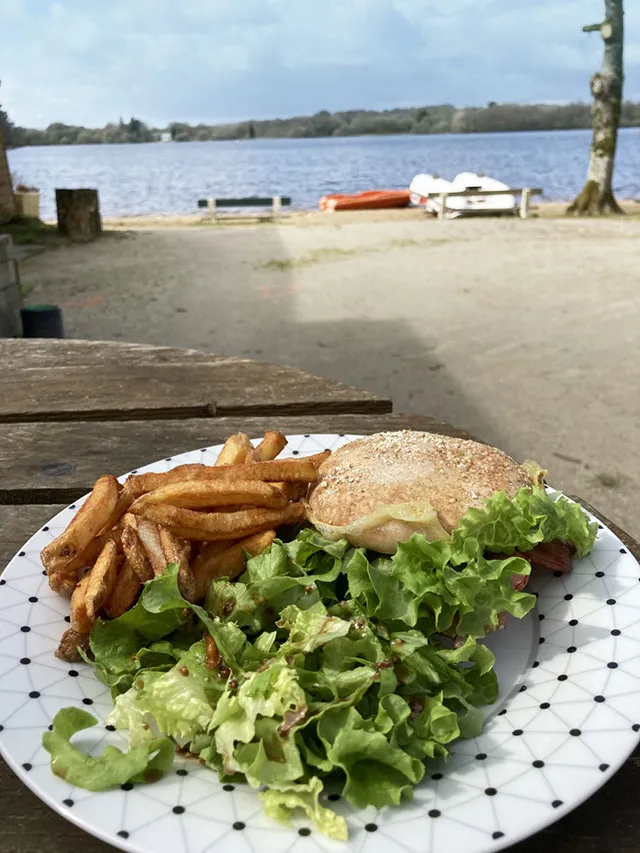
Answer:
[0, 0, 638, 128]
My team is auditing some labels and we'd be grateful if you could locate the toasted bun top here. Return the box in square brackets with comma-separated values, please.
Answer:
[307, 431, 531, 544]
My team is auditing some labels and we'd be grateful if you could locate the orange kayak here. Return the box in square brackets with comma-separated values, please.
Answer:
[319, 190, 411, 212]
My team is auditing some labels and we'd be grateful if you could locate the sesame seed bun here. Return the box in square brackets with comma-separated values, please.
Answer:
[306, 431, 532, 553]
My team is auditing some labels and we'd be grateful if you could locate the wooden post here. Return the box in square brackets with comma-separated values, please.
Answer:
[207, 198, 217, 219]
[438, 193, 448, 220]
[0, 235, 22, 338]
[272, 195, 282, 219]
[519, 188, 532, 219]
[55, 189, 102, 242]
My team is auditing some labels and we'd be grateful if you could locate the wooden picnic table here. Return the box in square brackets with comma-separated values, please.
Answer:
[0, 338, 638, 853]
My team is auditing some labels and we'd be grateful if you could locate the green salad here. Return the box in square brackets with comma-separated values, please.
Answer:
[44, 487, 597, 839]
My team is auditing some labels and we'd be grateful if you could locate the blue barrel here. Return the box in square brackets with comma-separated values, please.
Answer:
[21, 305, 65, 338]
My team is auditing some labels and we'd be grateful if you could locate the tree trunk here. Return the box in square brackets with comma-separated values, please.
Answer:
[55, 188, 102, 241]
[567, 0, 624, 215]
[0, 130, 15, 225]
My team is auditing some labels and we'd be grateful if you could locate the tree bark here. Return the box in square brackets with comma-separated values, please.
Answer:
[55, 188, 102, 241]
[567, 0, 624, 215]
[0, 130, 15, 225]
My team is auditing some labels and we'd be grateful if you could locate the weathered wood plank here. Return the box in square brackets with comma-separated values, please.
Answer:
[0, 504, 65, 570]
[0, 414, 470, 503]
[0, 340, 389, 422]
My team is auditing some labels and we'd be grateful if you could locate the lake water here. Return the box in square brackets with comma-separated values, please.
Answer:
[8, 128, 640, 219]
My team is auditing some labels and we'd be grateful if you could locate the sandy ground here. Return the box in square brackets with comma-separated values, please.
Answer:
[22, 211, 640, 539]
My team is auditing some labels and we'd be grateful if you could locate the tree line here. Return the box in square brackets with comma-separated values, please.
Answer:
[3, 101, 640, 148]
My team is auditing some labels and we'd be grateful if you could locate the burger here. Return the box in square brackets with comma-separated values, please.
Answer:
[306, 431, 596, 577]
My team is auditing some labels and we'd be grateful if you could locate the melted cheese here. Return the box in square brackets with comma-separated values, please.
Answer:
[306, 501, 450, 554]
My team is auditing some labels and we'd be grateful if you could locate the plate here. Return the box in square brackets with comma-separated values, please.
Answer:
[1, 433, 640, 853]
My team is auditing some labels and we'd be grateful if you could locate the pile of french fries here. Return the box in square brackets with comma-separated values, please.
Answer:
[40, 432, 329, 662]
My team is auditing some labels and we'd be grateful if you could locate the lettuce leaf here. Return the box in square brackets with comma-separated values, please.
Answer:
[261, 777, 348, 841]
[453, 487, 598, 558]
[42, 707, 173, 790]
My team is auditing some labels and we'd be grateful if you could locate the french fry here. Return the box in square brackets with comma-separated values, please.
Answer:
[301, 451, 332, 467]
[193, 530, 276, 599]
[104, 560, 142, 618]
[70, 572, 92, 634]
[215, 433, 253, 466]
[47, 521, 126, 596]
[98, 482, 135, 536]
[126, 464, 206, 497]
[42, 475, 120, 571]
[126, 458, 323, 496]
[55, 628, 90, 662]
[133, 502, 304, 542]
[136, 518, 169, 576]
[133, 479, 289, 511]
[84, 540, 122, 624]
[135, 518, 195, 599]
[249, 431, 288, 462]
[121, 516, 153, 582]
[49, 571, 77, 599]
[159, 528, 195, 602]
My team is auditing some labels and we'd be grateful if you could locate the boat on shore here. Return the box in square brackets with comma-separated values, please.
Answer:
[409, 172, 516, 218]
[319, 190, 411, 212]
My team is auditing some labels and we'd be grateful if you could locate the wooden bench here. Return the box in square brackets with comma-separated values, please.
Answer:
[435, 187, 543, 220]
[197, 196, 292, 220]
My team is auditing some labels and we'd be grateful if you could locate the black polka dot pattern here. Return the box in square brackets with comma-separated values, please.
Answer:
[1, 438, 637, 853]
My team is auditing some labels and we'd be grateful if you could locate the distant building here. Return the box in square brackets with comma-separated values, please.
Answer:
[160, 132, 172, 143]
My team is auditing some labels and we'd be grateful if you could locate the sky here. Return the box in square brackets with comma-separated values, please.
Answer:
[1, 0, 639, 128]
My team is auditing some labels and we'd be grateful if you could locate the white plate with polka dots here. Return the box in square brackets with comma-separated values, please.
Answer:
[1, 434, 639, 853]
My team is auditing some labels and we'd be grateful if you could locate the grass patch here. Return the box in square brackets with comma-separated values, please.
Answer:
[262, 246, 358, 270]
[260, 237, 448, 270]
[0, 216, 60, 245]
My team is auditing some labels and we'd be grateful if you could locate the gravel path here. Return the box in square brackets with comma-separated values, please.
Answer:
[23, 214, 640, 538]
